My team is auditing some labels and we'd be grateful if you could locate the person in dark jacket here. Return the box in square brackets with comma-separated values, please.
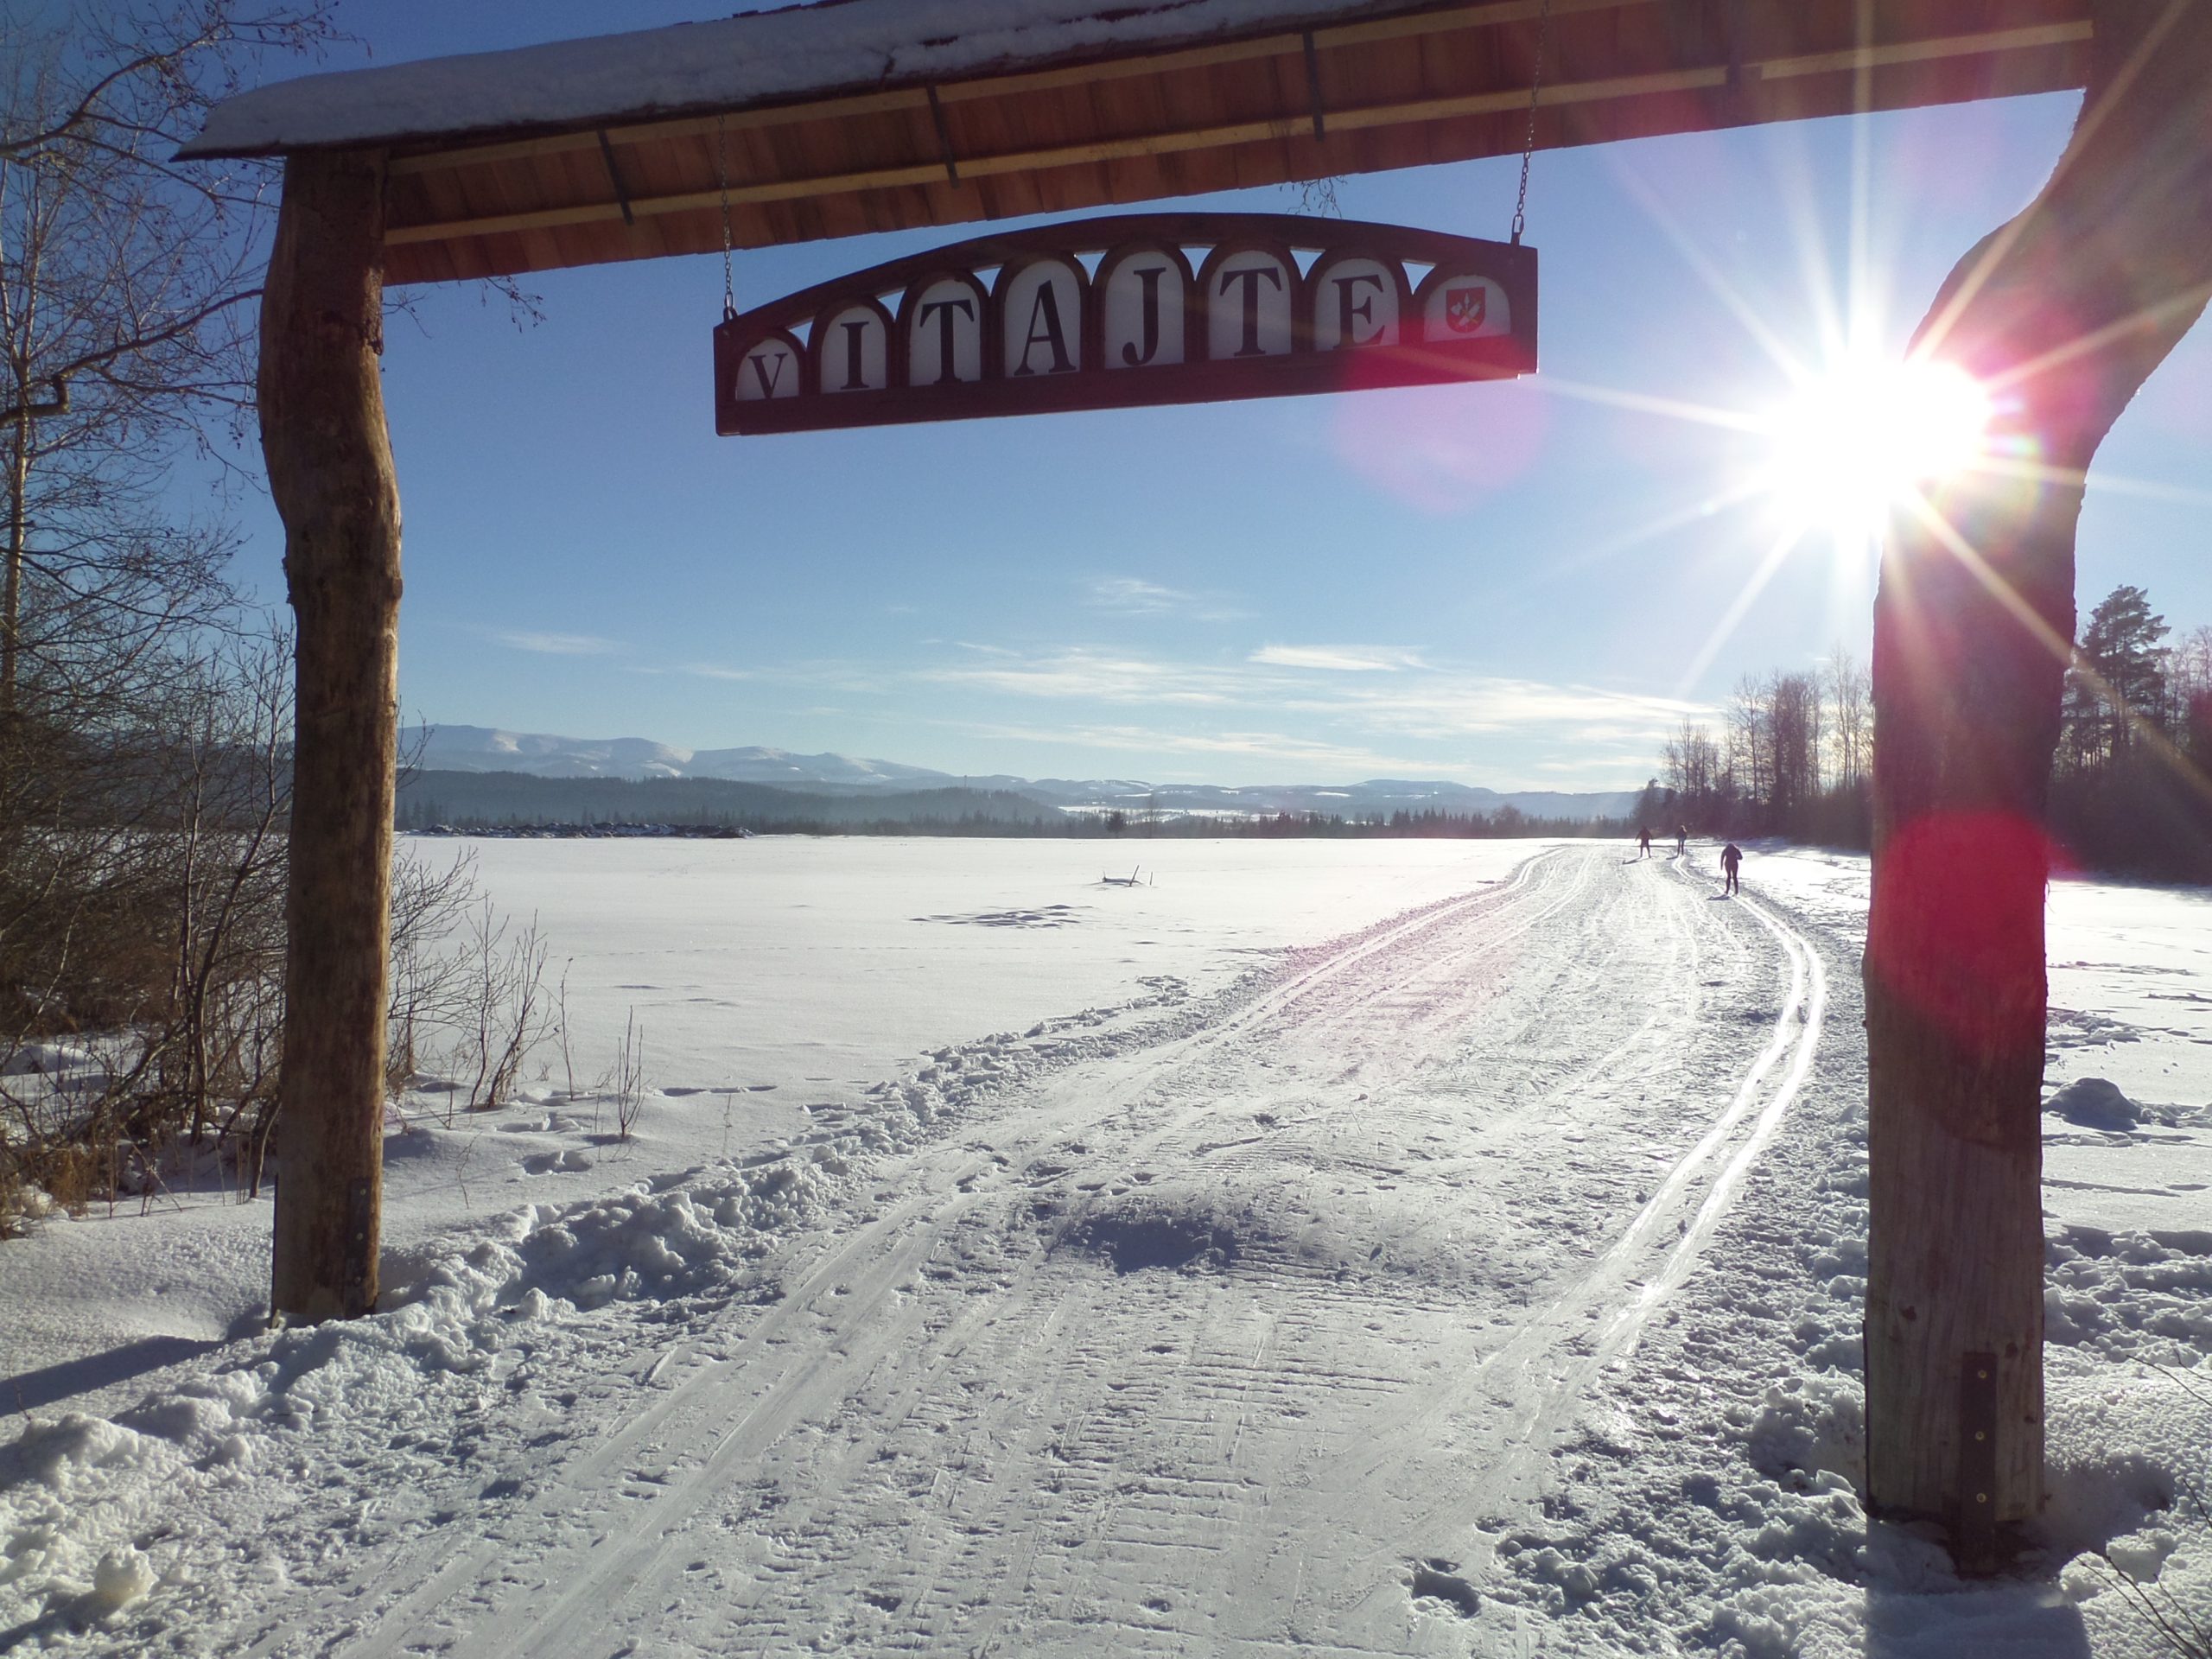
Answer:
[1721, 841, 1744, 895]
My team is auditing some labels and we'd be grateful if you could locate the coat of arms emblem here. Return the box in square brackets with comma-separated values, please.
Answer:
[1444, 285, 1488, 334]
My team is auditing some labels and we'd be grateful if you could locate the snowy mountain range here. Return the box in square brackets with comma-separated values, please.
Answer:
[407, 724, 1643, 821]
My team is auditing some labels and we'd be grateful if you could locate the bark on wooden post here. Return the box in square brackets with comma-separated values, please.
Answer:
[257, 148, 400, 1323]
[1864, 0, 2212, 1557]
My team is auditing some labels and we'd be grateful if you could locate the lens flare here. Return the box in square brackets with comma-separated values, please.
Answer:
[1763, 359, 1993, 540]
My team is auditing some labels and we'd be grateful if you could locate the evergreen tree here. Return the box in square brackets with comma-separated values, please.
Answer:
[2069, 584, 2169, 763]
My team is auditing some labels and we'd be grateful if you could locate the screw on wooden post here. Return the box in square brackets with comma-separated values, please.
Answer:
[1955, 1350, 1999, 1573]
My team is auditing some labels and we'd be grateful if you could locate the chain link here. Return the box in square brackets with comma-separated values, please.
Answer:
[716, 114, 737, 321]
[1510, 0, 1552, 245]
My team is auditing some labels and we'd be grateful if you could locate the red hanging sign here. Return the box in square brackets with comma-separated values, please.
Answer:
[714, 213, 1536, 435]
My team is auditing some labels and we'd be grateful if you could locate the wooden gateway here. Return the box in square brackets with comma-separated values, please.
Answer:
[178, 0, 2212, 1565]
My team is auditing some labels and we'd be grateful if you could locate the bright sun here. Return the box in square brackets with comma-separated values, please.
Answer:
[1761, 359, 1993, 542]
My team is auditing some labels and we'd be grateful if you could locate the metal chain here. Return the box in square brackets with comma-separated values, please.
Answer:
[716, 114, 737, 321]
[1510, 0, 1552, 245]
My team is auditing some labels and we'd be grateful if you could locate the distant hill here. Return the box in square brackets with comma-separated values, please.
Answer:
[410, 725, 957, 790]
[395, 771, 1051, 832]
[401, 724, 1640, 823]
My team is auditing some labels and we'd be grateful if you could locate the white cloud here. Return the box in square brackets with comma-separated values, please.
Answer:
[931, 645, 1700, 733]
[922, 643, 1708, 786]
[1250, 644, 1427, 672]
[1083, 576, 1246, 620]
[1086, 576, 1192, 612]
[497, 630, 621, 656]
[962, 721, 1427, 776]
[669, 660, 885, 692]
[925, 648, 1241, 705]
[1309, 676, 1706, 741]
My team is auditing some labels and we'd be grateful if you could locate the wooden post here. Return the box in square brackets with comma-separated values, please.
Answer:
[1864, 0, 2212, 1556]
[257, 148, 400, 1323]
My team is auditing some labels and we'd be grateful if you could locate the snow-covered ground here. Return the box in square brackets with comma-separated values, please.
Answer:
[1, 836, 2206, 1656]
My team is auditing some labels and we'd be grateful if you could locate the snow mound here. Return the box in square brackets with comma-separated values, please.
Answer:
[1747, 1375, 1866, 1488]
[2041, 1442, 2177, 1561]
[444, 1154, 836, 1317]
[0, 1149, 839, 1624]
[2047, 1076, 2139, 1130]
[2040, 1362, 2212, 1624]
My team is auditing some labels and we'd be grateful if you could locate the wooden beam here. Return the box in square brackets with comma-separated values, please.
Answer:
[381, 11, 2088, 256]
[384, 0, 1648, 180]
[258, 146, 401, 1325]
[385, 64, 1730, 248]
[1758, 20, 2091, 81]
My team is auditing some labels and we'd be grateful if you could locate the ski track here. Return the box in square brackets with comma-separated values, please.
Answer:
[133, 845, 1834, 1656]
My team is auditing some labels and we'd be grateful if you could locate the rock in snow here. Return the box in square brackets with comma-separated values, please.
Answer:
[2047, 1075, 2139, 1129]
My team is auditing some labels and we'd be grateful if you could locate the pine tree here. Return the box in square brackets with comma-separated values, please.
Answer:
[2069, 584, 2169, 763]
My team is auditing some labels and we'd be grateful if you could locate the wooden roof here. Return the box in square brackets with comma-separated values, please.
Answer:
[185, 0, 2094, 288]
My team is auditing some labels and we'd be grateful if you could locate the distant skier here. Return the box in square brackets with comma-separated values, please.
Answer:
[1721, 841, 1743, 895]
[1675, 824, 1688, 857]
[1637, 827, 1652, 859]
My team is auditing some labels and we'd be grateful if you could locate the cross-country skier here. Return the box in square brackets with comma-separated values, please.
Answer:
[1721, 841, 1743, 895]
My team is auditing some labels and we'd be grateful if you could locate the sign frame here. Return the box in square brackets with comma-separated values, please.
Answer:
[714, 212, 1536, 435]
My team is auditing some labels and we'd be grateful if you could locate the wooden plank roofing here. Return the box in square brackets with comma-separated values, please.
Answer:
[181, 0, 2094, 288]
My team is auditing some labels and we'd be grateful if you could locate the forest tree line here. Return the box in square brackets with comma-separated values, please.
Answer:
[398, 769, 1627, 842]
[1649, 583, 2212, 880]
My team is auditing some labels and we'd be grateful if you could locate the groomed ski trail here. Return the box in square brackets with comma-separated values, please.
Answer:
[237, 842, 1834, 1658]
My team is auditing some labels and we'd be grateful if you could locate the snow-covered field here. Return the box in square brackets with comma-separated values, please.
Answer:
[1, 836, 2206, 1656]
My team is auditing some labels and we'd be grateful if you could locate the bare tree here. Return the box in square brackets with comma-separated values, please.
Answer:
[1726, 675, 1773, 822]
[0, 3, 338, 1221]
[1768, 671, 1824, 824]
[2, 3, 339, 712]
[1826, 647, 1872, 791]
[1662, 720, 1724, 812]
[2171, 624, 2212, 766]
[450, 904, 551, 1116]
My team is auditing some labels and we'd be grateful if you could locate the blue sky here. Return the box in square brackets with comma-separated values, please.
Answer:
[213, 3, 2212, 789]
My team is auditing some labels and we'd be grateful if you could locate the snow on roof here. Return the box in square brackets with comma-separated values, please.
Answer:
[179, 0, 1410, 159]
